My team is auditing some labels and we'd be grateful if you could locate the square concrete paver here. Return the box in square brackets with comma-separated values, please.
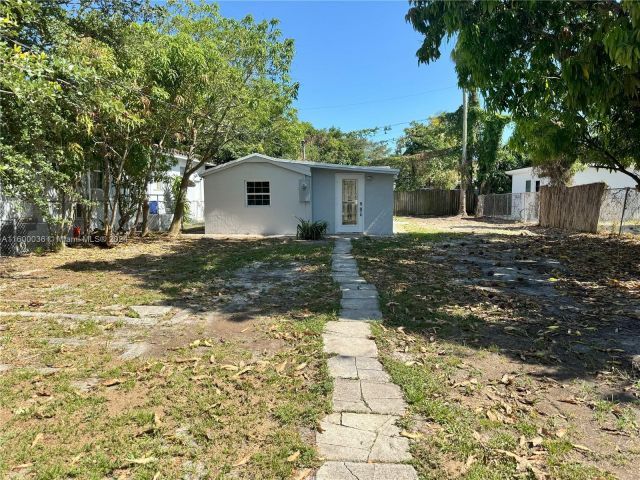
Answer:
[317, 413, 411, 463]
[340, 283, 378, 292]
[357, 368, 391, 382]
[327, 355, 391, 382]
[323, 335, 378, 357]
[330, 378, 407, 415]
[361, 381, 404, 400]
[131, 305, 172, 317]
[325, 321, 371, 338]
[342, 289, 379, 299]
[340, 308, 383, 321]
[365, 398, 406, 415]
[333, 275, 367, 284]
[333, 378, 362, 402]
[356, 357, 384, 370]
[341, 297, 380, 310]
[316, 462, 418, 480]
[328, 355, 358, 378]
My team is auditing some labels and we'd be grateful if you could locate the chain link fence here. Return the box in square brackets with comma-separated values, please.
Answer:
[598, 187, 640, 235]
[1, 194, 206, 257]
[476, 192, 540, 223]
[478, 187, 640, 235]
[0, 196, 50, 256]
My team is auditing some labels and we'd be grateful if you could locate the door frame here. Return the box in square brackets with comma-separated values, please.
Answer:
[334, 173, 365, 233]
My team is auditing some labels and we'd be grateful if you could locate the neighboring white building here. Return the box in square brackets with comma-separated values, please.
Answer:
[201, 153, 398, 236]
[146, 152, 208, 223]
[506, 166, 638, 194]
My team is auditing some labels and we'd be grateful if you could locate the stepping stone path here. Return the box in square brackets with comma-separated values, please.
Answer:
[315, 238, 417, 480]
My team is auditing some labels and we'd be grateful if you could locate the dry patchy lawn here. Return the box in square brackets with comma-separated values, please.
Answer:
[0, 235, 339, 479]
[354, 216, 640, 480]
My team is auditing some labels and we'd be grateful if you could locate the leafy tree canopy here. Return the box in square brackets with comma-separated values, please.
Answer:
[407, 0, 640, 185]
[303, 126, 390, 165]
[392, 96, 519, 193]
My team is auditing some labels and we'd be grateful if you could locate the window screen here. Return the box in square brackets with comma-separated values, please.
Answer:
[525, 180, 532, 192]
[535, 180, 541, 192]
[246, 181, 270, 206]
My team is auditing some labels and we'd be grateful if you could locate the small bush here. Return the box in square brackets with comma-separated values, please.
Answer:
[296, 218, 328, 240]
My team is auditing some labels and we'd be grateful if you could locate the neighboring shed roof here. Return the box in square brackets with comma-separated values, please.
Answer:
[200, 153, 399, 177]
[505, 167, 534, 176]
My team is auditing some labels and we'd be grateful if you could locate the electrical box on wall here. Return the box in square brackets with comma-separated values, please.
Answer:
[299, 177, 311, 202]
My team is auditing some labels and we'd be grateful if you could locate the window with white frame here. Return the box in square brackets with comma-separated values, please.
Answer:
[246, 181, 270, 206]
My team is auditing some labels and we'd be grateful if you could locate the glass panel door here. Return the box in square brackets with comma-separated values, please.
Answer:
[342, 179, 358, 225]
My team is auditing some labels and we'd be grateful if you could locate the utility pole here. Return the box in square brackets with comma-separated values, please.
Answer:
[459, 89, 468, 217]
[301, 139, 306, 160]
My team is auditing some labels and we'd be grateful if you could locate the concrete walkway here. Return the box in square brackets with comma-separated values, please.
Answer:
[315, 238, 417, 480]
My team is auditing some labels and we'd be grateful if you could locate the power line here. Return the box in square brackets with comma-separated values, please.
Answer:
[297, 85, 459, 111]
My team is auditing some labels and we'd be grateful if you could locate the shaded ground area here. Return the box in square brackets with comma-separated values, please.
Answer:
[353, 216, 640, 480]
[0, 235, 339, 479]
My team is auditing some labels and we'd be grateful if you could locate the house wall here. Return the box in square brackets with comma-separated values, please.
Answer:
[311, 168, 394, 235]
[510, 171, 549, 194]
[203, 162, 311, 235]
[364, 173, 395, 235]
[572, 168, 636, 189]
[510, 167, 637, 194]
[311, 169, 336, 233]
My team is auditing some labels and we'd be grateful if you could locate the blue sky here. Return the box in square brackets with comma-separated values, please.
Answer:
[218, 1, 462, 148]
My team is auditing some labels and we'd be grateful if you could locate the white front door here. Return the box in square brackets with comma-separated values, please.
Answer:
[335, 173, 364, 233]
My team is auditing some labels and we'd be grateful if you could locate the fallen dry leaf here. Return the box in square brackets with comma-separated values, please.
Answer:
[232, 453, 252, 467]
[127, 457, 157, 465]
[572, 443, 593, 452]
[220, 364, 239, 371]
[500, 374, 515, 385]
[30, 433, 43, 448]
[102, 378, 125, 387]
[530, 436, 544, 447]
[275, 360, 287, 373]
[486, 410, 500, 422]
[286, 451, 301, 462]
[232, 366, 253, 378]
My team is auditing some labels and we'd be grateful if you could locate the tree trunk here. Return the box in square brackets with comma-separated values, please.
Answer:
[458, 89, 469, 217]
[131, 197, 142, 235]
[141, 197, 150, 237]
[102, 156, 111, 242]
[167, 174, 189, 236]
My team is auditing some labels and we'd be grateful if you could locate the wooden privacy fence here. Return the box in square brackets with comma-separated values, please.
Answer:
[539, 182, 606, 233]
[394, 190, 477, 216]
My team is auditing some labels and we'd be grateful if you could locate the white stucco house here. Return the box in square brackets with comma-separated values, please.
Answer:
[507, 166, 638, 194]
[201, 153, 399, 236]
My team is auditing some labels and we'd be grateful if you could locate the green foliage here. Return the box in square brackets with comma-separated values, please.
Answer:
[483, 147, 528, 194]
[296, 218, 328, 241]
[303, 126, 390, 165]
[392, 99, 516, 193]
[407, 0, 640, 186]
[393, 116, 459, 190]
[1, 0, 301, 240]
